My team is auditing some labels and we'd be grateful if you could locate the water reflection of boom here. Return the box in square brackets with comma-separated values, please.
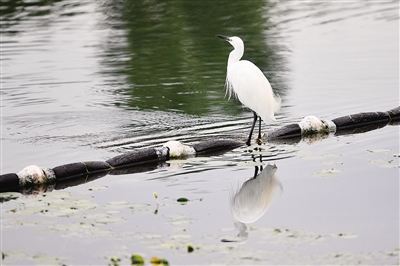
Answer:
[222, 164, 281, 243]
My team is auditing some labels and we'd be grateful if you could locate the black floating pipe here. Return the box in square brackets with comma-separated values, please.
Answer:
[332, 111, 390, 131]
[266, 106, 399, 141]
[0, 140, 242, 193]
[0, 107, 398, 194]
[53, 161, 112, 181]
[192, 139, 243, 155]
[106, 147, 169, 169]
[388, 106, 400, 123]
[0, 173, 20, 193]
[265, 124, 302, 140]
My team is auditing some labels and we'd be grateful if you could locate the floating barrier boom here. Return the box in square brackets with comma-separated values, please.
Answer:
[1, 106, 398, 193]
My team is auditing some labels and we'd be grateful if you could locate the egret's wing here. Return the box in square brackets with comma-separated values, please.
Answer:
[227, 60, 280, 123]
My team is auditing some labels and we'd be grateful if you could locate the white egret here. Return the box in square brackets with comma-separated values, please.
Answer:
[217, 34, 281, 145]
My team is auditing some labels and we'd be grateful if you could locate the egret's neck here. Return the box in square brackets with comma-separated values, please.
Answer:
[227, 46, 243, 70]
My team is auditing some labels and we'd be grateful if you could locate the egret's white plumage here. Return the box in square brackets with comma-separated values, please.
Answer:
[217, 34, 281, 145]
[227, 60, 281, 123]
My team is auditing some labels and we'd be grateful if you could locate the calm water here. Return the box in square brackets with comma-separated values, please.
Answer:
[1, 0, 399, 265]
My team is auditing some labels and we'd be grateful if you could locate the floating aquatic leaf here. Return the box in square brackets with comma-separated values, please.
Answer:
[108, 200, 129, 205]
[72, 200, 97, 210]
[296, 151, 322, 160]
[95, 216, 125, 224]
[367, 149, 391, 153]
[160, 258, 169, 266]
[110, 256, 121, 266]
[170, 234, 191, 240]
[164, 215, 192, 226]
[177, 198, 189, 203]
[150, 256, 161, 263]
[87, 185, 108, 191]
[331, 232, 358, 239]
[32, 253, 66, 264]
[130, 203, 151, 208]
[150, 256, 169, 265]
[312, 168, 342, 178]
[207, 160, 236, 166]
[103, 201, 138, 210]
[167, 214, 189, 220]
[43, 191, 70, 199]
[322, 153, 342, 158]
[1, 249, 26, 260]
[322, 161, 344, 165]
[370, 159, 398, 168]
[380, 164, 398, 169]
[0, 192, 21, 202]
[131, 254, 144, 265]
[43, 208, 79, 217]
[90, 228, 112, 236]
[69, 195, 93, 201]
[141, 233, 163, 239]
[169, 219, 191, 226]
[187, 244, 194, 253]
[84, 213, 109, 220]
[106, 210, 120, 214]
[14, 207, 44, 215]
[159, 242, 176, 249]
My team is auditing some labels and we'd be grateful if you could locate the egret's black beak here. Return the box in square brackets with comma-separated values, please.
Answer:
[216, 34, 231, 41]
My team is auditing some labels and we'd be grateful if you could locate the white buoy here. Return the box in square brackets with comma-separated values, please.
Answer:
[163, 141, 196, 158]
[299, 116, 336, 135]
[17, 165, 56, 187]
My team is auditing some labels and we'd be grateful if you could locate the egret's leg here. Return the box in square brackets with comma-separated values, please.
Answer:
[246, 112, 258, 146]
[252, 166, 259, 179]
[255, 116, 263, 145]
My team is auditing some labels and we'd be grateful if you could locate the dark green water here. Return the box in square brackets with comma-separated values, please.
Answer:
[1, 0, 399, 265]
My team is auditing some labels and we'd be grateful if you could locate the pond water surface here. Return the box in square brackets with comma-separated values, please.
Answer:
[1, 1, 399, 265]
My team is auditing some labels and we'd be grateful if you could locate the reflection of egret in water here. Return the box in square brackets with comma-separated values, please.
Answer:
[222, 163, 281, 243]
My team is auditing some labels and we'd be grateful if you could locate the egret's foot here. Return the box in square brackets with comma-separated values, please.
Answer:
[255, 133, 266, 145]
[246, 136, 264, 146]
[255, 136, 265, 145]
